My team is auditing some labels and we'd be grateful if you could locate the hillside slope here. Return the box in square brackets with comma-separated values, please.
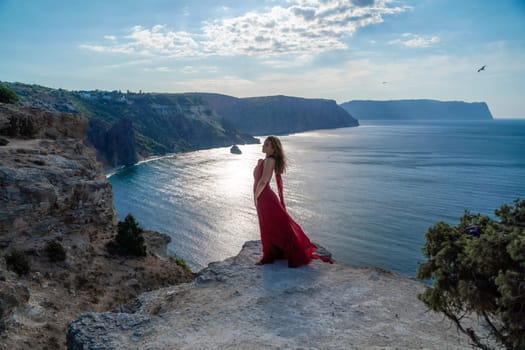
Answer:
[191, 93, 359, 134]
[3, 82, 258, 167]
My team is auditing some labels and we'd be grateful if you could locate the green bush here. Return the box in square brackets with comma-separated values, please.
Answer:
[0, 85, 19, 104]
[112, 214, 147, 257]
[416, 199, 525, 350]
[175, 257, 191, 272]
[5, 249, 30, 275]
[44, 240, 66, 262]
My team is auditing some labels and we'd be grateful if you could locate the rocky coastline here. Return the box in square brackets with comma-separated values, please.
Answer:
[1, 103, 477, 349]
[0, 103, 195, 350]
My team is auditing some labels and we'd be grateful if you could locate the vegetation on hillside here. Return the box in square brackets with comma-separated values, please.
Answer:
[1, 82, 258, 165]
[417, 199, 525, 350]
[5, 249, 30, 275]
[0, 85, 19, 104]
[44, 240, 67, 262]
[108, 214, 147, 257]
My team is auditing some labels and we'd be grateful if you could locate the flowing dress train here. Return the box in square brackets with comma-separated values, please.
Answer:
[253, 159, 333, 268]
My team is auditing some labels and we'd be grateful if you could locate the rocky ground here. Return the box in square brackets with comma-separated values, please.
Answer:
[0, 103, 195, 350]
[68, 241, 477, 350]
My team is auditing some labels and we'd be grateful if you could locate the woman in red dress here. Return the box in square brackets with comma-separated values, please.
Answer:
[253, 136, 333, 268]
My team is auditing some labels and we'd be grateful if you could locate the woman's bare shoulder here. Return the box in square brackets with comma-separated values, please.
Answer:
[263, 157, 276, 171]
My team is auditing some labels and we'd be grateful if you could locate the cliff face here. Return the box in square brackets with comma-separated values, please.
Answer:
[340, 99, 494, 121]
[3, 82, 361, 168]
[0, 104, 194, 350]
[0, 104, 116, 242]
[67, 241, 474, 350]
[193, 93, 359, 135]
[87, 117, 138, 167]
[3, 82, 259, 166]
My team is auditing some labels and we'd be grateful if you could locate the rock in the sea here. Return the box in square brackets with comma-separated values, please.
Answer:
[230, 144, 242, 154]
[68, 240, 475, 350]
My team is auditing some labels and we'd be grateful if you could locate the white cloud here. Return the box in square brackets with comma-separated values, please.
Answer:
[80, 0, 407, 58]
[389, 33, 440, 48]
[79, 44, 135, 54]
[143, 66, 173, 72]
[168, 75, 256, 92]
[81, 25, 202, 57]
[103, 59, 153, 69]
[125, 25, 201, 56]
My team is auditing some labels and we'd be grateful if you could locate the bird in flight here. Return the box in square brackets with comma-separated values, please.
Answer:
[477, 65, 486, 72]
[382, 81, 388, 84]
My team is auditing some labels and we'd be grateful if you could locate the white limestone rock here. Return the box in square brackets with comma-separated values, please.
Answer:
[67, 241, 474, 350]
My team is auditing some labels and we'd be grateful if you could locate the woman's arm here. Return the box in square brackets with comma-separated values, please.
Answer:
[254, 158, 275, 206]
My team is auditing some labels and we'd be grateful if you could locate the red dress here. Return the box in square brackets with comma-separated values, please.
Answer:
[253, 159, 333, 267]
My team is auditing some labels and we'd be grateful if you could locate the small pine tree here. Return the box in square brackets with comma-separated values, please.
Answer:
[417, 199, 525, 350]
[5, 249, 30, 275]
[115, 214, 147, 257]
[0, 85, 19, 104]
[44, 240, 67, 262]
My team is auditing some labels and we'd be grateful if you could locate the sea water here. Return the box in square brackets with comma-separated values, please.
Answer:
[109, 119, 525, 276]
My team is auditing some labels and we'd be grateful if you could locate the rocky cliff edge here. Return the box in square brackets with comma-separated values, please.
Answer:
[68, 240, 474, 350]
[0, 103, 195, 350]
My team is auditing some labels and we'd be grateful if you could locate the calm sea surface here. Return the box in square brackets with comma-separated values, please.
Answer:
[109, 119, 525, 276]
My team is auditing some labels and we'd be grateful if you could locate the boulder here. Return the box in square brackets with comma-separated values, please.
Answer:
[230, 144, 242, 154]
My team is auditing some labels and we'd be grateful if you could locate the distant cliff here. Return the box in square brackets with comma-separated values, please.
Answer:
[2, 82, 259, 168]
[4, 82, 361, 168]
[189, 93, 359, 135]
[87, 117, 138, 166]
[340, 99, 493, 121]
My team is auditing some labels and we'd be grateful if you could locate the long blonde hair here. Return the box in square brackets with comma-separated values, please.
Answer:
[266, 136, 287, 174]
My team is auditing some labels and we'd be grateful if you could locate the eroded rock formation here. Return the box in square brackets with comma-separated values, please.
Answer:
[0, 103, 194, 350]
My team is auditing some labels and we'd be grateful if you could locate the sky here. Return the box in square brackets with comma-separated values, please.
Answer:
[1, 0, 524, 117]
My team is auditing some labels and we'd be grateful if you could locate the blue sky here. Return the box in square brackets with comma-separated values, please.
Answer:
[1, 0, 524, 117]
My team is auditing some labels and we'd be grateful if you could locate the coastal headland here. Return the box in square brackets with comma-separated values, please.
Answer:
[1, 102, 477, 349]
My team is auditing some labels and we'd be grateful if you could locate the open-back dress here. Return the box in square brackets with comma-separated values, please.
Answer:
[253, 158, 333, 267]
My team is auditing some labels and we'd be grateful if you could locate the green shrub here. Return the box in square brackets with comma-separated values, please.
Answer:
[44, 240, 66, 262]
[5, 249, 30, 275]
[175, 257, 191, 272]
[112, 214, 147, 257]
[0, 85, 19, 104]
[416, 199, 525, 350]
